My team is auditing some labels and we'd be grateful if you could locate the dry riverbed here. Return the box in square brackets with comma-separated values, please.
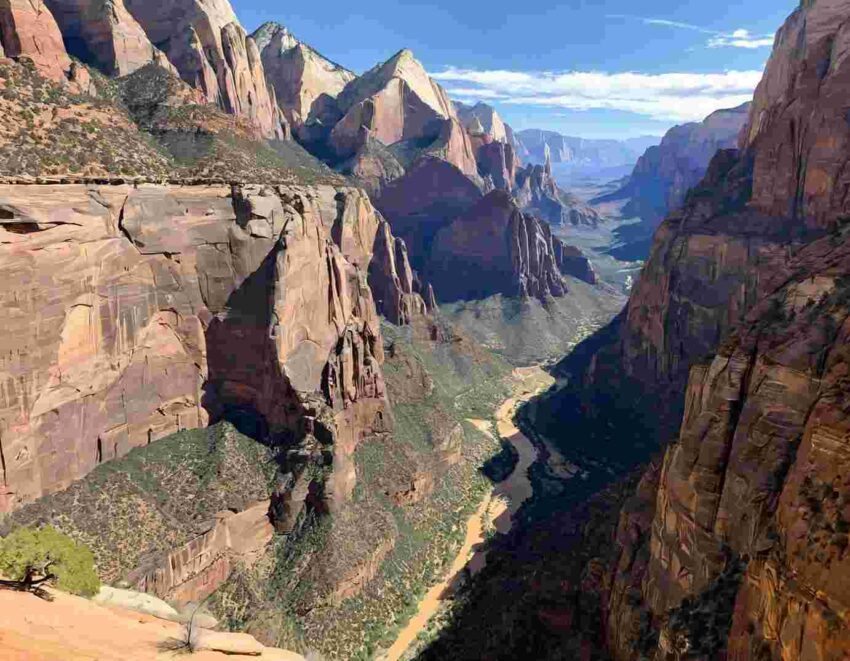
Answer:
[378, 367, 554, 661]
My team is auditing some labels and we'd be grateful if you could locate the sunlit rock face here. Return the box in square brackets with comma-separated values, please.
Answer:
[252, 21, 355, 131]
[121, 0, 286, 139]
[0, 183, 428, 514]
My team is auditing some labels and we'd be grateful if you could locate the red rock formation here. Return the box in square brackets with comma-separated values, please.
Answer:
[515, 149, 602, 227]
[476, 140, 518, 191]
[457, 101, 509, 144]
[123, 0, 285, 139]
[328, 49, 479, 178]
[429, 190, 568, 301]
[43, 0, 170, 76]
[599, 3, 850, 659]
[252, 21, 355, 130]
[375, 156, 484, 269]
[0, 0, 73, 83]
[0, 182, 425, 514]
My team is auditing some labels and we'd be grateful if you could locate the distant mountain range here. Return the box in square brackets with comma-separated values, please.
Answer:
[513, 129, 660, 170]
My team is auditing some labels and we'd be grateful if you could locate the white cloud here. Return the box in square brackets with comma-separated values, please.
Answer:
[607, 14, 775, 49]
[708, 29, 775, 49]
[433, 68, 761, 122]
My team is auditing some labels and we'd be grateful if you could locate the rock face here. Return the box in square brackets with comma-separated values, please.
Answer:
[0, 182, 426, 514]
[0, 0, 73, 82]
[374, 156, 484, 270]
[457, 101, 508, 144]
[514, 150, 602, 227]
[122, 0, 285, 139]
[252, 21, 355, 130]
[43, 0, 167, 76]
[599, 3, 850, 659]
[597, 103, 750, 223]
[429, 190, 570, 301]
[328, 49, 478, 177]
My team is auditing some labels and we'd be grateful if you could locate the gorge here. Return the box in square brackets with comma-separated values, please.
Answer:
[1, 1, 849, 661]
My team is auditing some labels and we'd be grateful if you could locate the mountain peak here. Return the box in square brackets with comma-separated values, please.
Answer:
[336, 47, 452, 120]
[251, 21, 298, 53]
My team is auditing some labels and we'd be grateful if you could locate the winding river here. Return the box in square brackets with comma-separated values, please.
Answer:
[378, 367, 554, 661]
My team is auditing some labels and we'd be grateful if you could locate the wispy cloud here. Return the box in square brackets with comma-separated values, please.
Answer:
[432, 69, 761, 122]
[607, 14, 775, 49]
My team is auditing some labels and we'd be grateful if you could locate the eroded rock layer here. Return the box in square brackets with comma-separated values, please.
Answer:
[600, 3, 850, 659]
[0, 182, 426, 513]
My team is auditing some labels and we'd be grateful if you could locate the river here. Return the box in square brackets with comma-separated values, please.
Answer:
[378, 367, 554, 661]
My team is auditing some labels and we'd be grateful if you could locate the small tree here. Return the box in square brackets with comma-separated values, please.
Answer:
[0, 526, 99, 598]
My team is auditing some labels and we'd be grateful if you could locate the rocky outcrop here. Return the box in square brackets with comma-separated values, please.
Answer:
[476, 140, 518, 191]
[514, 150, 602, 226]
[598, 3, 850, 659]
[457, 101, 509, 144]
[553, 241, 596, 285]
[122, 0, 285, 139]
[0, 182, 425, 514]
[130, 500, 273, 604]
[43, 0, 170, 76]
[0, 0, 73, 83]
[597, 103, 750, 223]
[375, 156, 484, 270]
[422, 117, 479, 179]
[429, 190, 568, 301]
[252, 21, 355, 130]
[328, 49, 478, 178]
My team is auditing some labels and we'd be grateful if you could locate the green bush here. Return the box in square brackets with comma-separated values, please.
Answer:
[0, 526, 100, 597]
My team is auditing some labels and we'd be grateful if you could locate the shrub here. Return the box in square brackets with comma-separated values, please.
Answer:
[0, 526, 100, 597]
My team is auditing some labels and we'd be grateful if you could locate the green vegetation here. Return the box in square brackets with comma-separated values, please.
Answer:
[440, 282, 624, 366]
[8, 423, 276, 584]
[206, 323, 514, 659]
[0, 525, 99, 597]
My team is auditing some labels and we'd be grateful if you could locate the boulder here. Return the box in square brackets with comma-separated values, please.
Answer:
[93, 585, 180, 622]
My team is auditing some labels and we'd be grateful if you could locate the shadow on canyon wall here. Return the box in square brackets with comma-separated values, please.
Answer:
[414, 317, 670, 661]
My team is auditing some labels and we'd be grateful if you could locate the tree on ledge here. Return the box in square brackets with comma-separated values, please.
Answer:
[0, 526, 99, 599]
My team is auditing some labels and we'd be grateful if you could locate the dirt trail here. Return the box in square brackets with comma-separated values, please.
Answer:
[379, 367, 554, 661]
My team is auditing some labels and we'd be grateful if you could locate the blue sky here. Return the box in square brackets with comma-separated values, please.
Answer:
[233, 0, 799, 139]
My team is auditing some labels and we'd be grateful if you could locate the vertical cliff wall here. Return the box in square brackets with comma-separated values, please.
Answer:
[601, 2, 850, 659]
[0, 182, 427, 514]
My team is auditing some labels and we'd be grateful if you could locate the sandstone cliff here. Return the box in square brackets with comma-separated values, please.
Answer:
[252, 21, 355, 131]
[429, 190, 582, 301]
[328, 49, 478, 178]
[597, 2, 850, 659]
[515, 149, 602, 227]
[43, 0, 171, 76]
[122, 0, 285, 139]
[0, 0, 286, 138]
[0, 181, 426, 514]
[597, 103, 750, 224]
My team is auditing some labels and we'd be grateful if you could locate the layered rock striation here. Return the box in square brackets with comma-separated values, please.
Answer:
[597, 2, 850, 659]
[0, 182, 427, 514]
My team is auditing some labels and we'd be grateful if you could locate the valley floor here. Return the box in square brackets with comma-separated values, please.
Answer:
[379, 367, 555, 661]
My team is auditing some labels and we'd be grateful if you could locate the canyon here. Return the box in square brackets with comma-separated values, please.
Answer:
[3, 1, 849, 661]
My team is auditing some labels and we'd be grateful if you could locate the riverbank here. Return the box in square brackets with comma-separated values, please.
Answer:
[378, 367, 554, 661]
